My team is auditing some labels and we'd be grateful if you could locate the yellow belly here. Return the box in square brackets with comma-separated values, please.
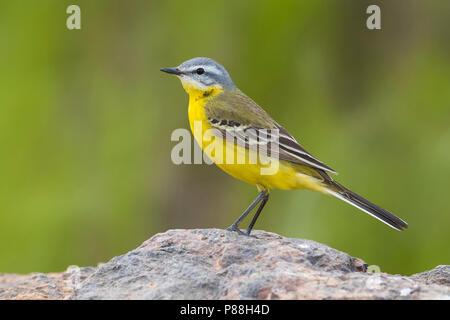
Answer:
[187, 95, 327, 193]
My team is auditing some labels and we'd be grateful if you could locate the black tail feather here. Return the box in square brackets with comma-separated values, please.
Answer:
[328, 182, 408, 231]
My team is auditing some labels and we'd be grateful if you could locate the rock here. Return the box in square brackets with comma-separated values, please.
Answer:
[0, 229, 449, 300]
[411, 265, 450, 287]
[0, 267, 95, 300]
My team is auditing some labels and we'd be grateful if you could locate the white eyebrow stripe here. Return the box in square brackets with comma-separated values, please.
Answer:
[188, 65, 222, 75]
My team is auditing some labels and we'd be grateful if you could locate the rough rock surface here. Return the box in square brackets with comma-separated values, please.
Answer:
[0, 229, 449, 300]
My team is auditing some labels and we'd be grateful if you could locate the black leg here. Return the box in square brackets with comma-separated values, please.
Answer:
[246, 192, 269, 235]
[226, 190, 266, 235]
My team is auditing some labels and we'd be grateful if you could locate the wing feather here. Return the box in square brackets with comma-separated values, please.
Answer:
[204, 89, 338, 174]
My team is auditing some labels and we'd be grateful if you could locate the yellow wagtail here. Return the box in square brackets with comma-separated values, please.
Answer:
[161, 57, 408, 235]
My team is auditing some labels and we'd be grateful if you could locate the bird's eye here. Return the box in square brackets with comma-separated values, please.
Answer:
[196, 68, 205, 75]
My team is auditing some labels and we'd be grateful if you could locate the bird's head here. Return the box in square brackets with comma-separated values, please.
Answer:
[161, 57, 235, 96]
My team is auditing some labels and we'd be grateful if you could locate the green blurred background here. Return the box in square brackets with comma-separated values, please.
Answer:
[0, 0, 449, 275]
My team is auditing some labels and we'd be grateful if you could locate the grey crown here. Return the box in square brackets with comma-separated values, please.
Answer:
[177, 57, 236, 89]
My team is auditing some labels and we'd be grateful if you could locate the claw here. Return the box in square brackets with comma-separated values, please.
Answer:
[226, 225, 249, 236]
[244, 228, 258, 238]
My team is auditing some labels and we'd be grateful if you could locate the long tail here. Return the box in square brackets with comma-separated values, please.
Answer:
[325, 182, 408, 231]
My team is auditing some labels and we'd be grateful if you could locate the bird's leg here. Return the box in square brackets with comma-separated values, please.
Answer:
[245, 192, 269, 236]
[226, 191, 266, 235]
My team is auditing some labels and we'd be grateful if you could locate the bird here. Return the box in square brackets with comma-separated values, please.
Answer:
[161, 57, 408, 236]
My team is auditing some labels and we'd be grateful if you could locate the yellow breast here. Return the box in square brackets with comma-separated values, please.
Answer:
[184, 84, 327, 193]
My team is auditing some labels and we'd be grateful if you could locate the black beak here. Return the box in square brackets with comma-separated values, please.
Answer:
[160, 67, 182, 75]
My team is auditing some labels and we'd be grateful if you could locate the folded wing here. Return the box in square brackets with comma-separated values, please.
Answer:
[206, 118, 337, 174]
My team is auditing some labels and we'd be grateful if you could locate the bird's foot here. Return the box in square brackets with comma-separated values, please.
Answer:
[226, 225, 249, 236]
